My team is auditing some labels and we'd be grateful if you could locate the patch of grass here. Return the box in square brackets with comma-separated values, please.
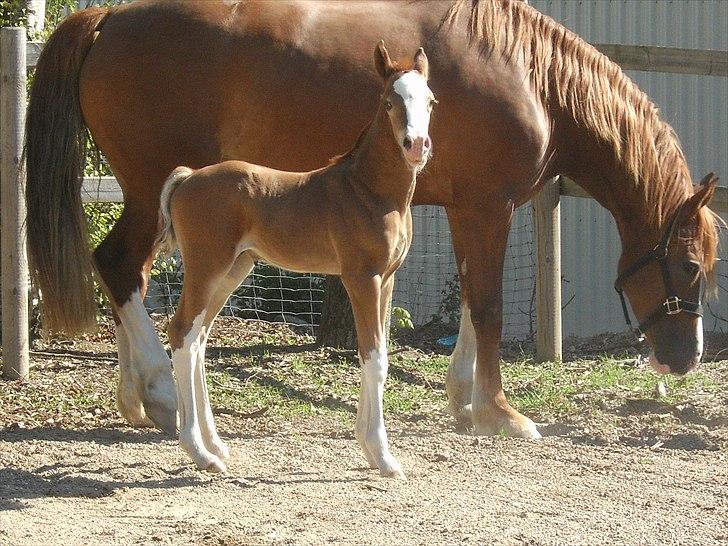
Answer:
[502, 357, 722, 420]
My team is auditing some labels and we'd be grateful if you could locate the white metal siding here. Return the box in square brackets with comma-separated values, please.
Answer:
[395, 0, 727, 337]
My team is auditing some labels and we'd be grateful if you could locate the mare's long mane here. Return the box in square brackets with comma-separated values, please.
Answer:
[438, 0, 721, 284]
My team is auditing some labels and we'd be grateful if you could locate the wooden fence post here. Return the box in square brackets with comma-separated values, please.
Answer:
[533, 176, 562, 362]
[1, 28, 29, 380]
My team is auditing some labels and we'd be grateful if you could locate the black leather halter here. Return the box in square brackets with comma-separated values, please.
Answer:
[614, 206, 703, 341]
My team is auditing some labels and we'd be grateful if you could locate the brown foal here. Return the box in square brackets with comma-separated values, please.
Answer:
[157, 43, 435, 476]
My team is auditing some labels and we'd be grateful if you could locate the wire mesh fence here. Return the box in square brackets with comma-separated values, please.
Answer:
[137, 202, 727, 339]
[139, 204, 538, 339]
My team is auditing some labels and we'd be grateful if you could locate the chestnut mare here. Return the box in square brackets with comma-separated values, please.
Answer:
[157, 43, 434, 475]
[26, 1, 721, 443]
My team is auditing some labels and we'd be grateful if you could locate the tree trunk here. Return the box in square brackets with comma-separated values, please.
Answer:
[24, 0, 45, 35]
[316, 276, 357, 349]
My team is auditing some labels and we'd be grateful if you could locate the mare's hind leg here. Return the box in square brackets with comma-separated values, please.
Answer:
[94, 206, 177, 434]
[343, 273, 404, 480]
[115, 319, 154, 427]
[193, 252, 256, 460]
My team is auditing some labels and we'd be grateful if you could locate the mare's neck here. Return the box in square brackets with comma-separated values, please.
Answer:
[555, 119, 688, 247]
[349, 109, 417, 210]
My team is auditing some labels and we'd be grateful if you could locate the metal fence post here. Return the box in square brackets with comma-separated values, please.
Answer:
[533, 176, 562, 362]
[1, 27, 29, 380]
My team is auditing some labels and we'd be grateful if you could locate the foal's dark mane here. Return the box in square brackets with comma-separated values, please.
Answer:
[437, 0, 721, 285]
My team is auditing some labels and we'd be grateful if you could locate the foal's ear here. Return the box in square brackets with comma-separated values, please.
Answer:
[374, 40, 394, 79]
[682, 172, 718, 222]
[413, 47, 429, 80]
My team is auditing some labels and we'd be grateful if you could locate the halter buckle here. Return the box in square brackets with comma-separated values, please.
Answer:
[653, 244, 668, 261]
[664, 296, 681, 315]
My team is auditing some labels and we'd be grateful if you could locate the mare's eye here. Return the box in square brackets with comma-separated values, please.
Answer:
[682, 261, 700, 278]
[385, 100, 393, 111]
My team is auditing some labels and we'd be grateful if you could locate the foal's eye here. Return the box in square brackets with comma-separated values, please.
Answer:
[429, 97, 438, 110]
[682, 261, 701, 278]
[385, 100, 393, 111]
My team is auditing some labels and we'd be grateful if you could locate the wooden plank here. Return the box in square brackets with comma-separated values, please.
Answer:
[1, 29, 30, 380]
[81, 176, 124, 203]
[593, 43, 728, 77]
[533, 177, 562, 363]
[561, 177, 728, 214]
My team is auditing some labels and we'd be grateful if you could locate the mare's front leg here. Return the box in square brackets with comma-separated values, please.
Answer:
[342, 273, 405, 479]
[94, 209, 177, 434]
[446, 201, 541, 439]
[444, 206, 477, 425]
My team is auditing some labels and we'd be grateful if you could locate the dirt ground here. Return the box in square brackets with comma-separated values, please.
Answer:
[1, 319, 727, 545]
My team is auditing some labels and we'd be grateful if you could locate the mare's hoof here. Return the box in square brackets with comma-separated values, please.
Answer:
[143, 401, 178, 437]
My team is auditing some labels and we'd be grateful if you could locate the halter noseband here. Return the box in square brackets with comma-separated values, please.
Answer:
[614, 205, 703, 341]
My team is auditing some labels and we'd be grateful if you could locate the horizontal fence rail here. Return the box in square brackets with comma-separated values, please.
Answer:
[81, 175, 728, 213]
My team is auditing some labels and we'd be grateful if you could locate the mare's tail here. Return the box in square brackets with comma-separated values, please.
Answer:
[157, 166, 195, 254]
[25, 7, 110, 334]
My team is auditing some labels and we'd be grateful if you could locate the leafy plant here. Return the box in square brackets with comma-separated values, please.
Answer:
[391, 306, 414, 330]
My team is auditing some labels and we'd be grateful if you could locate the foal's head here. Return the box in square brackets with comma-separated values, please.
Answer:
[374, 41, 436, 172]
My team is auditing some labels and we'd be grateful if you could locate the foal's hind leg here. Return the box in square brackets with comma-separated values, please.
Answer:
[343, 273, 404, 479]
[168, 249, 248, 473]
[193, 252, 256, 460]
[94, 207, 177, 434]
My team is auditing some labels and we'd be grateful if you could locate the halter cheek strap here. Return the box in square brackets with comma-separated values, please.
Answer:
[614, 206, 704, 340]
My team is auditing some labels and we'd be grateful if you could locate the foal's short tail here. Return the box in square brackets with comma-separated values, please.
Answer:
[157, 166, 195, 254]
[25, 7, 111, 334]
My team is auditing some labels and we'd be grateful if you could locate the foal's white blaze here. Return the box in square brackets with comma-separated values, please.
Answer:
[358, 338, 404, 479]
[172, 312, 225, 472]
[116, 289, 177, 432]
[392, 71, 433, 163]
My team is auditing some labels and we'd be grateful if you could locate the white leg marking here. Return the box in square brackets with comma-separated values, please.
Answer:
[194, 330, 229, 460]
[446, 303, 476, 422]
[115, 323, 153, 426]
[358, 339, 404, 479]
[172, 312, 225, 473]
[117, 289, 177, 433]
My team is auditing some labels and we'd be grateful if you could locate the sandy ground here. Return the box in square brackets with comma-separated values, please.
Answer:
[1, 321, 727, 545]
[1, 416, 727, 545]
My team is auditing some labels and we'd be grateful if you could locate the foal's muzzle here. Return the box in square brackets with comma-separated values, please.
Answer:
[403, 135, 431, 166]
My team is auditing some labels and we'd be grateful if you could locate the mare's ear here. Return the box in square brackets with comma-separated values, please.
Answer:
[681, 172, 718, 223]
[413, 47, 429, 80]
[374, 40, 394, 79]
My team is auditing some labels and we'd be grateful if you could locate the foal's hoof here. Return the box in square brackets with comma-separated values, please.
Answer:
[380, 465, 406, 480]
[204, 459, 227, 474]
[195, 456, 227, 474]
[378, 458, 406, 480]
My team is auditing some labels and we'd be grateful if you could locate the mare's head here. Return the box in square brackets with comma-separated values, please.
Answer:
[374, 41, 436, 172]
[616, 173, 721, 375]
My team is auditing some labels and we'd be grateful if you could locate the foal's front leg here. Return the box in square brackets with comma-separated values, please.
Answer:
[343, 273, 405, 479]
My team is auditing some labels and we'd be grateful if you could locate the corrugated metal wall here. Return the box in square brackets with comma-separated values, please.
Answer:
[394, 0, 727, 338]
